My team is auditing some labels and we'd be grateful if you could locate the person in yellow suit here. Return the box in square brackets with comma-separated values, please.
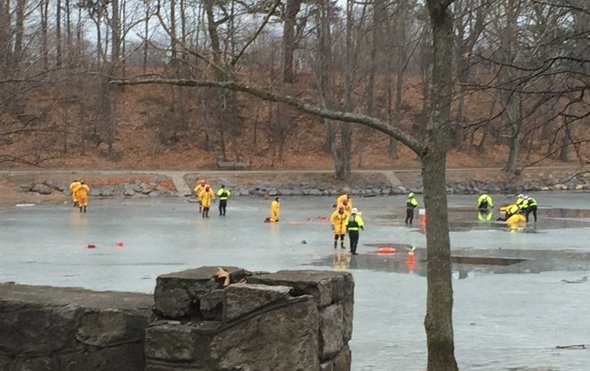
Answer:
[331, 206, 349, 249]
[69, 179, 81, 207]
[200, 185, 215, 218]
[74, 180, 90, 213]
[269, 197, 280, 222]
[194, 179, 206, 212]
[335, 194, 352, 211]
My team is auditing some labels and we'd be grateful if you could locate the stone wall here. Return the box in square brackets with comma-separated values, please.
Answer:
[150, 266, 353, 371]
[0, 267, 354, 371]
[0, 283, 153, 371]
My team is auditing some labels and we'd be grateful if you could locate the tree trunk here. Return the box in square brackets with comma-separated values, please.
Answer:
[143, 4, 149, 73]
[111, 0, 120, 69]
[170, 0, 177, 63]
[505, 92, 522, 174]
[559, 115, 572, 162]
[423, 1, 458, 370]
[14, 0, 26, 67]
[41, 0, 49, 70]
[56, 0, 62, 67]
[282, 0, 301, 83]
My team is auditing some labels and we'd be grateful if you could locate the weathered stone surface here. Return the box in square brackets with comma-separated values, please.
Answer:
[208, 297, 320, 371]
[248, 270, 354, 308]
[223, 283, 291, 321]
[319, 304, 344, 359]
[154, 266, 242, 319]
[333, 345, 352, 371]
[342, 300, 354, 342]
[77, 309, 148, 347]
[0, 301, 78, 354]
[145, 359, 206, 370]
[0, 283, 152, 371]
[199, 289, 225, 320]
[145, 321, 206, 364]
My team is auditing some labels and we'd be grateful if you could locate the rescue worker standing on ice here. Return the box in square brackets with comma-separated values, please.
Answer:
[200, 185, 215, 218]
[269, 197, 280, 222]
[405, 192, 418, 225]
[515, 194, 525, 207]
[217, 185, 231, 216]
[346, 208, 364, 255]
[523, 196, 538, 222]
[331, 206, 348, 249]
[335, 194, 352, 211]
[74, 180, 90, 213]
[477, 192, 493, 212]
[69, 179, 81, 207]
[194, 180, 206, 212]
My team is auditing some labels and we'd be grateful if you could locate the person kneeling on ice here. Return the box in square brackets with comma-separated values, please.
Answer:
[477, 192, 493, 212]
[498, 203, 520, 222]
[346, 208, 364, 255]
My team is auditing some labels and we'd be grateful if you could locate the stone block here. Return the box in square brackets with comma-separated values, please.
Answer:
[0, 283, 152, 371]
[154, 266, 242, 319]
[145, 321, 207, 364]
[208, 297, 319, 371]
[77, 309, 148, 347]
[200, 289, 225, 320]
[248, 270, 354, 308]
[223, 283, 291, 321]
[333, 345, 352, 371]
[342, 300, 354, 342]
[319, 304, 344, 359]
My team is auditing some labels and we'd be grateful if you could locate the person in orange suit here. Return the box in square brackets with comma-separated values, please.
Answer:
[74, 180, 90, 213]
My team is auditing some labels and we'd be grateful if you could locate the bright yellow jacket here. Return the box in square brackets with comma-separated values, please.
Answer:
[331, 210, 349, 235]
[200, 188, 215, 208]
[194, 184, 205, 199]
[69, 181, 81, 203]
[270, 200, 280, 222]
[74, 184, 90, 206]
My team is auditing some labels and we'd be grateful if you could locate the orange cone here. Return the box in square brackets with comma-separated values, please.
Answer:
[407, 249, 416, 273]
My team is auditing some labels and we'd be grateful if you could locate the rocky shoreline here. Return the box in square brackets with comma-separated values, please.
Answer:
[10, 167, 589, 204]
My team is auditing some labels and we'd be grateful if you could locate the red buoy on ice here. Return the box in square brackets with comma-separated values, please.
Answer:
[377, 246, 396, 254]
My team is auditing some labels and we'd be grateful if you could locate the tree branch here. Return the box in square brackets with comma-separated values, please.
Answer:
[110, 77, 426, 155]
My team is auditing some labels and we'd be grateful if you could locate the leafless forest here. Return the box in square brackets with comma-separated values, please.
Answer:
[0, 0, 588, 174]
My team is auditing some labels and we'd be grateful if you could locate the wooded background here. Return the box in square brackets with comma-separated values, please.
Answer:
[1, 0, 588, 176]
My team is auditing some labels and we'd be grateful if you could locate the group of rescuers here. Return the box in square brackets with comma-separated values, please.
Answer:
[477, 192, 538, 223]
[69, 177, 538, 252]
[193, 179, 282, 222]
[68, 180, 91, 213]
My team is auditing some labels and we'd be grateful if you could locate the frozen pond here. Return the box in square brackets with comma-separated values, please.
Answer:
[1, 192, 590, 370]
